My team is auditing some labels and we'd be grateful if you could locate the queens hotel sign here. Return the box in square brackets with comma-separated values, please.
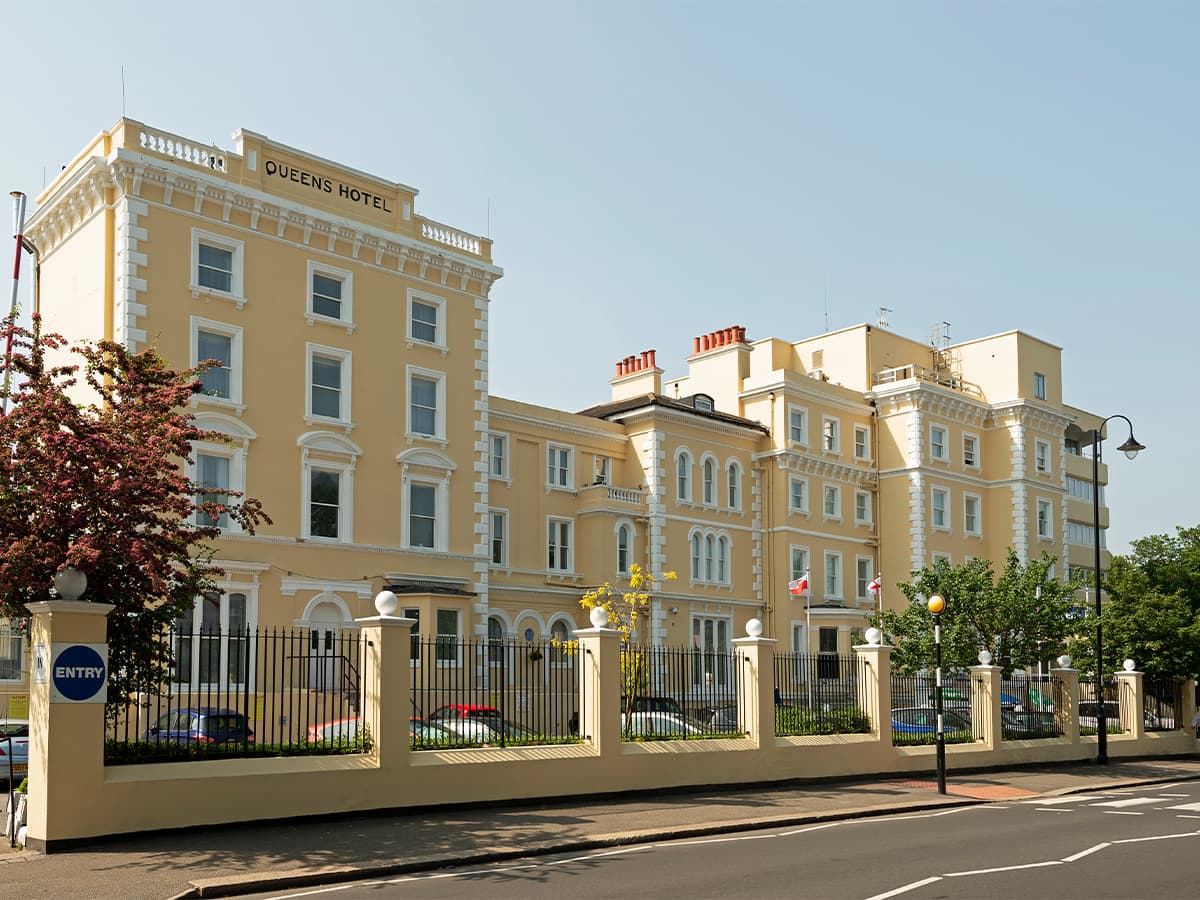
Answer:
[264, 159, 394, 213]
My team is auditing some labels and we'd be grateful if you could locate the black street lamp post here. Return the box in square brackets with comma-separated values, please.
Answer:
[1068, 416, 1144, 766]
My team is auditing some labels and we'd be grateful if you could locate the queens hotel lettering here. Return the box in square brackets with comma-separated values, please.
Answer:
[263, 159, 394, 213]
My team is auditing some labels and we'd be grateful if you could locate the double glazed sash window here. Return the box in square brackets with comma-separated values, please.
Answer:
[309, 470, 341, 538]
[197, 243, 233, 293]
[311, 355, 343, 420]
[195, 453, 231, 528]
[197, 330, 232, 398]
[311, 272, 344, 319]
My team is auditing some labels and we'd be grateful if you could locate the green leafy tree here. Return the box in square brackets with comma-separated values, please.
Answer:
[868, 551, 1079, 675]
[0, 316, 270, 714]
[1076, 527, 1200, 677]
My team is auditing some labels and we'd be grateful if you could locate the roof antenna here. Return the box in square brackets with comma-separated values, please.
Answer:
[823, 272, 829, 331]
[876, 307, 891, 328]
[121, 65, 126, 117]
[486, 197, 491, 239]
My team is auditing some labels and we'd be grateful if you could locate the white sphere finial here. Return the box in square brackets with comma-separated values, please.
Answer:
[374, 590, 398, 617]
[746, 618, 763, 638]
[53, 565, 88, 601]
[1056, 654, 1071, 669]
[864, 627, 882, 646]
[978, 649, 993, 665]
[1123, 658, 1136, 672]
[589, 606, 609, 628]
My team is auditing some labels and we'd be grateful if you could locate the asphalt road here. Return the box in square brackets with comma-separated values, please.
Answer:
[248, 781, 1200, 899]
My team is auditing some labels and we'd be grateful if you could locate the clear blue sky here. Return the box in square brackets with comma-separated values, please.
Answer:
[3, 1, 1196, 554]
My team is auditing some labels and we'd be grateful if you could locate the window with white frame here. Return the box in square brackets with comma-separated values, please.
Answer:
[704, 534, 715, 581]
[408, 290, 445, 347]
[547, 443, 573, 489]
[788, 406, 808, 445]
[854, 490, 872, 525]
[1035, 439, 1051, 474]
[191, 229, 244, 301]
[792, 622, 809, 654]
[676, 450, 691, 500]
[930, 424, 948, 460]
[549, 619, 571, 665]
[405, 607, 421, 664]
[190, 317, 242, 407]
[931, 487, 949, 529]
[195, 451, 232, 529]
[856, 557, 874, 601]
[487, 615, 505, 666]
[790, 546, 809, 580]
[307, 468, 343, 540]
[691, 616, 731, 689]
[726, 460, 741, 509]
[1037, 498, 1052, 539]
[547, 517, 573, 571]
[490, 509, 507, 566]
[963, 433, 979, 468]
[0, 620, 24, 682]
[616, 521, 632, 574]
[932, 552, 952, 567]
[822, 416, 840, 453]
[702, 456, 716, 504]
[823, 551, 842, 600]
[1067, 476, 1103, 503]
[964, 493, 982, 535]
[854, 425, 870, 460]
[407, 367, 445, 439]
[690, 529, 731, 585]
[173, 589, 255, 687]
[435, 609, 460, 664]
[823, 484, 841, 519]
[489, 433, 508, 478]
[717, 535, 729, 584]
[306, 343, 352, 425]
[307, 260, 353, 326]
[1067, 521, 1106, 547]
[1034, 372, 1047, 400]
[407, 481, 438, 549]
[789, 476, 808, 513]
[691, 533, 701, 579]
[299, 433, 359, 542]
[594, 455, 610, 485]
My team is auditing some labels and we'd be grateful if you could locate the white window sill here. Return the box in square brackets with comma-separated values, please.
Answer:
[823, 513, 842, 522]
[489, 475, 512, 486]
[853, 456, 873, 465]
[1038, 534, 1054, 542]
[305, 415, 355, 434]
[405, 432, 447, 448]
[1035, 468, 1053, 477]
[190, 284, 247, 310]
[822, 448, 841, 457]
[930, 455, 950, 465]
[544, 572, 583, 585]
[965, 530, 983, 539]
[301, 534, 351, 544]
[191, 395, 246, 416]
[406, 338, 449, 358]
[854, 519, 873, 528]
[964, 462, 980, 470]
[545, 484, 576, 495]
[789, 508, 810, 517]
[305, 312, 357, 335]
[932, 524, 951, 533]
[788, 440, 809, 451]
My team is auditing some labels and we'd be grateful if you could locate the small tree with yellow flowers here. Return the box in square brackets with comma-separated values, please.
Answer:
[579, 563, 676, 721]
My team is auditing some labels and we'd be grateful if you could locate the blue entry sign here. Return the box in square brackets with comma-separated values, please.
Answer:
[49, 643, 109, 703]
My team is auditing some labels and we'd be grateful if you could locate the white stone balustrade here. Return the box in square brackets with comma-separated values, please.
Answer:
[420, 219, 481, 255]
[138, 129, 226, 172]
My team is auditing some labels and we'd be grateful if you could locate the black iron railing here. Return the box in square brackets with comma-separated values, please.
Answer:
[619, 644, 741, 740]
[411, 636, 582, 749]
[890, 670, 980, 746]
[774, 653, 870, 736]
[999, 675, 1063, 740]
[1143, 676, 1184, 731]
[105, 626, 367, 764]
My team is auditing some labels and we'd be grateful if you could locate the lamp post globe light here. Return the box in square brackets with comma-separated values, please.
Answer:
[52, 565, 88, 601]
[1066, 415, 1144, 766]
[926, 592, 946, 795]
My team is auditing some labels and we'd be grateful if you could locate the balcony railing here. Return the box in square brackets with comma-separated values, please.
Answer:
[873, 364, 981, 397]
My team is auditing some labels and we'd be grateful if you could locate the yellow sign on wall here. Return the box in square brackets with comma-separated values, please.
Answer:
[7, 695, 28, 719]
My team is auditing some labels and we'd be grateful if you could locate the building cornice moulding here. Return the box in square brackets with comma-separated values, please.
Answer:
[490, 407, 633, 445]
[758, 449, 878, 487]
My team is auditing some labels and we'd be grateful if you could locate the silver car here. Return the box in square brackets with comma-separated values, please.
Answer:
[0, 718, 28, 790]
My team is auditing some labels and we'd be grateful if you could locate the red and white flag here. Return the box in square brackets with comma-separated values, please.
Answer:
[868, 574, 881, 596]
[788, 570, 810, 596]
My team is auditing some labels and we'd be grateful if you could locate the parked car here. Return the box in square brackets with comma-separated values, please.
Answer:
[0, 718, 28, 790]
[621, 695, 683, 716]
[307, 716, 452, 746]
[1077, 701, 1122, 731]
[621, 711, 702, 738]
[143, 708, 254, 745]
[709, 704, 741, 733]
[1001, 709, 1058, 738]
[891, 707, 972, 738]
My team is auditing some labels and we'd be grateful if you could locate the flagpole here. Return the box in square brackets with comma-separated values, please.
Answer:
[805, 570, 812, 709]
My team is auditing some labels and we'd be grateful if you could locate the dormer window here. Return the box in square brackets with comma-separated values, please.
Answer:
[693, 394, 714, 412]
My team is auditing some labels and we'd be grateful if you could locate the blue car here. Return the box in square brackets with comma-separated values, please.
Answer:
[144, 707, 254, 745]
[891, 706, 972, 736]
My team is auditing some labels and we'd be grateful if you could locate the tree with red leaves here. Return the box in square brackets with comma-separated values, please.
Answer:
[0, 316, 269, 711]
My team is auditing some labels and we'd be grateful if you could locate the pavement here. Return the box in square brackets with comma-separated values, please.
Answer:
[1, 755, 1199, 899]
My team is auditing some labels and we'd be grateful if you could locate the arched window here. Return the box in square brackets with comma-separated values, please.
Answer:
[487, 615, 504, 666]
[702, 457, 715, 505]
[549, 619, 571, 664]
[617, 524, 631, 574]
[691, 533, 701, 580]
[717, 536, 729, 583]
[727, 461, 740, 509]
[704, 535, 715, 581]
[676, 451, 691, 500]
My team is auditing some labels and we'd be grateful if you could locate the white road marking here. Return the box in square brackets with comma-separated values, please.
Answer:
[1111, 830, 1200, 844]
[776, 822, 839, 837]
[1089, 797, 1160, 808]
[945, 859, 1062, 877]
[1102, 810, 1144, 816]
[1158, 792, 1191, 797]
[1167, 802, 1200, 811]
[862, 876, 943, 900]
[1022, 794, 1112, 805]
[1177, 815, 1200, 819]
[1035, 807, 1071, 813]
[1062, 842, 1110, 862]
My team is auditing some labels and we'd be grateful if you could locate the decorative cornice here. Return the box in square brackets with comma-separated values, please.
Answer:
[490, 406, 631, 446]
[759, 449, 877, 487]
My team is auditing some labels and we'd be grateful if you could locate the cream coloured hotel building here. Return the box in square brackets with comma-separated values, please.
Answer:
[0, 118, 1114, 709]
